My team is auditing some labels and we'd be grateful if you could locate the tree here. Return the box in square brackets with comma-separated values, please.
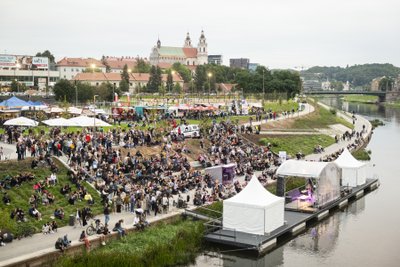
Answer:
[147, 66, 162, 92]
[119, 79, 129, 92]
[97, 82, 117, 101]
[10, 80, 20, 92]
[35, 50, 55, 63]
[134, 58, 151, 73]
[158, 84, 166, 97]
[53, 79, 75, 102]
[194, 65, 207, 91]
[173, 82, 182, 95]
[166, 71, 174, 93]
[121, 64, 130, 83]
[172, 62, 192, 82]
[76, 83, 95, 103]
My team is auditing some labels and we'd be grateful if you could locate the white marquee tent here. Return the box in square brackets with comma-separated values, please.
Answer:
[223, 176, 285, 235]
[276, 160, 341, 208]
[4, 117, 38, 127]
[334, 148, 367, 187]
[67, 116, 111, 127]
[42, 118, 74, 127]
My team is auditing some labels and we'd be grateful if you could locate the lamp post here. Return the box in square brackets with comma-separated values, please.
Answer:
[207, 72, 212, 103]
[262, 69, 265, 105]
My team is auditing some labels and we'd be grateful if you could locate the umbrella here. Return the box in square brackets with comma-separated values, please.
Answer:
[4, 117, 38, 127]
[68, 115, 111, 127]
[68, 107, 82, 115]
[42, 118, 74, 127]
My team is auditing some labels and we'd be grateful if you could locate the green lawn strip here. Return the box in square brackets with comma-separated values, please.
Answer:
[259, 134, 335, 157]
[58, 219, 204, 267]
[292, 103, 354, 130]
[0, 159, 102, 236]
[342, 95, 378, 104]
[351, 149, 371, 161]
[263, 100, 299, 113]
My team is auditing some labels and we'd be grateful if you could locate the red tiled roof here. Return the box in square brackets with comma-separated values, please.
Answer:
[73, 72, 183, 83]
[182, 48, 197, 58]
[56, 57, 104, 68]
[106, 59, 137, 70]
[157, 62, 172, 69]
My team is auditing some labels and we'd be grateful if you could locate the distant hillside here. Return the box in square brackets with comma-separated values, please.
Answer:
[302, 63, 400, 87]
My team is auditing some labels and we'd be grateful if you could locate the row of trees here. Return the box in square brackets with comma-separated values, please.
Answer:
[303, 63, 400, 87]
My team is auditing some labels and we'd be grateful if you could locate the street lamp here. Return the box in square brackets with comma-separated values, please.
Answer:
[91, 63, 96, 73]
[207, 72, 212, 103]
[262, 69, 265, 105]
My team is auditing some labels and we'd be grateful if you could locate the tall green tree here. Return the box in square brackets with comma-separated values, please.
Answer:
[121, 64, 130, 83]
[147, 66, 162, 92]
[53, 79, 75, 102]
[97, 82, 118, 101]
[134, 58, 151, 73]
[172, 62, 192, 82]
[194, 65, 207, 91]
[76, 83, 95, 103]
[166, 71, 174, 93]
[173, 82, 182, 95]
[119, 79, 129, 92]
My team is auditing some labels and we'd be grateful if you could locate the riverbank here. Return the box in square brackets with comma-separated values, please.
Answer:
[342, 95, 378, 104]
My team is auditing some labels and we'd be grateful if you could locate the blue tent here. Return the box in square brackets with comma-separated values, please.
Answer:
[0, 96, 30, 108]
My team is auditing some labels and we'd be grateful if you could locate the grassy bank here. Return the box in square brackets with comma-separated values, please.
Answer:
[370, 119, 385, 129]
[291, 103, 354, 130]
[57, 218, 204, 267]
[352, 149, 371, 161]
[342, 95, 378, 104]
[0, 159, 102, 237]
[259, 135, 335, 156]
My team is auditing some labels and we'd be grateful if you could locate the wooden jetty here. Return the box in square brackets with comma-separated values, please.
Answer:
[204, 178, 379, 253]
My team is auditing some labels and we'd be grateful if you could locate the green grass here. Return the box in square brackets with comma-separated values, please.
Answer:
[370, 119, 384, 129]
[57, 219, 204, 267]
[0, 159, 102, 237]
[292, 103, 354, 130]
[342, 95, 378, 104]
[259, 134, 335, 156]
[352, 149, 371, 161]
[263, 99, 299, 113]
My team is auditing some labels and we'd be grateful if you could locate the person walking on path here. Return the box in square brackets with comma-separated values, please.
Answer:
[104, 204, 111, 225]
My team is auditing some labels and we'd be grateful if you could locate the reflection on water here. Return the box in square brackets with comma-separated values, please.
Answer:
[191, 97, 400, 267]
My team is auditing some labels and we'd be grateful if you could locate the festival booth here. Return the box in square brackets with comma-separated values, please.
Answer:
[334, 148, 367, 187]
[67, 116, 111, 127]
[42, 118, 74, 127]
[204, 163, 236, 185]
[223, 176, 285, 235]
[3, 116, 39, 127]
[276, 160, 341, 211]
[0, 96, 30, 110]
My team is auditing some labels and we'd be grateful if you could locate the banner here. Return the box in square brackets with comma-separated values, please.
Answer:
[32, 57, 49, 69]
[0, 55, 17, 67]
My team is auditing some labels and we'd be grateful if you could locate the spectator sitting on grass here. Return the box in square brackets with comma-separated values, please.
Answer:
[2, 193, 11, 205]
[28, 205, 42, 221]
[54, 208, 64, 220]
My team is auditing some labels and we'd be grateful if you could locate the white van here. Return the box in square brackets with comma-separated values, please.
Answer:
[172, 124, 200, 138]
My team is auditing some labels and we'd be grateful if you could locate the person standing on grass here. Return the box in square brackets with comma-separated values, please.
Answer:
[104, 204, 111, 225]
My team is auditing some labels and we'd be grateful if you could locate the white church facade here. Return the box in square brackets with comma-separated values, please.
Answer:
[149, 31, 208, 67]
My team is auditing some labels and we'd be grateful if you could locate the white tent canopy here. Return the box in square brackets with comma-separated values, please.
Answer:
[276, 160, 341, 208]
[67, 115, 111, 127]
[4, 117, 38, 127]
[223, 176, 284, 235]
[42, 117, 74, 127]
[68, 107, 82, 115]
[335, 148, 367, 187]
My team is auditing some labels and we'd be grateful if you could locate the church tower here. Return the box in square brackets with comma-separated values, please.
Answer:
[184, 32, 192, 48]
[197, 30, 208, 65]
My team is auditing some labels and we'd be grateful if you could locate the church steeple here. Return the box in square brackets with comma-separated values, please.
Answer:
[184, 32, 192, 48]
[157, 38, 161, 48]
[197, 30, 208, 64]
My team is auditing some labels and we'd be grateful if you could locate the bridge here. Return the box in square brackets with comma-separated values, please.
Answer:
[304, 90, 387, 102]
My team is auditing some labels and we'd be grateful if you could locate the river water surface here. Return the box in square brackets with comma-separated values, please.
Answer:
[191, 97, 400, 267]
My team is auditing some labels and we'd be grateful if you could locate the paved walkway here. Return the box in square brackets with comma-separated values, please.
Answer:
[305, 103, 372, 161]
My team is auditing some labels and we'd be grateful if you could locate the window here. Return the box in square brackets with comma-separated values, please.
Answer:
[96, 82, 99, 86]
[71, 69, 74, 72]
[64, 68, 66, 71]
[64, 75, 66, 78]
[76, 69, 79, 72]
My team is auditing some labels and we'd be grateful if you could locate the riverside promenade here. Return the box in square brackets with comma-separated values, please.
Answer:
[0, 102, 372, 266]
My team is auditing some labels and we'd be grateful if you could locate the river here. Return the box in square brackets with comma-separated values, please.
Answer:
[190, 97, 400, 267]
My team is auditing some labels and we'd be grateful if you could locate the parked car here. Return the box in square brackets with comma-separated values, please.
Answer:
[172, 124, 200, 138]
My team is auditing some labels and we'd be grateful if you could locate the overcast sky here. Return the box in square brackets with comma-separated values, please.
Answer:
[1, 0, 399, 69]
